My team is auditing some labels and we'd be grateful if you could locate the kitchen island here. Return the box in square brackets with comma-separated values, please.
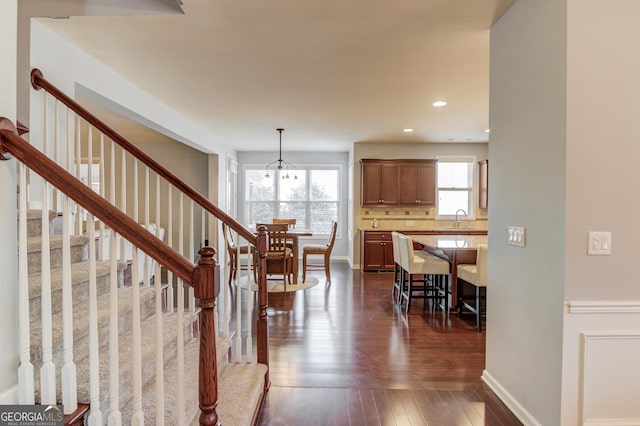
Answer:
[360, 227, 487, 272]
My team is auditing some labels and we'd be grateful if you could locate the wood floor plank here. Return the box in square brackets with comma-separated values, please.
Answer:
[247, 263, 522, 425]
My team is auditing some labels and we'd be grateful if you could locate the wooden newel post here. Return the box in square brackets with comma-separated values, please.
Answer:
[193, 246, 220, 426]
[255, 226, 271, 391]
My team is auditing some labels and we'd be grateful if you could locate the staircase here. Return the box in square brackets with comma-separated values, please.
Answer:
[26, 209, 266, 424]
[2, 70, 271, 425]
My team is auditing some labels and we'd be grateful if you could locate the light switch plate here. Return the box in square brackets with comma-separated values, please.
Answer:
[588, 231, 612, 255]
[508, 226, 526, 247]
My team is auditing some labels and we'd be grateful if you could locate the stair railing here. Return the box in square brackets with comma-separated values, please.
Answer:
[2, 70, 270, 425]
[30, 68, 270, 375]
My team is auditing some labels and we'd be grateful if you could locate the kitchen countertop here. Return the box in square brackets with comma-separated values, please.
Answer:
[359, 226, 487, 232]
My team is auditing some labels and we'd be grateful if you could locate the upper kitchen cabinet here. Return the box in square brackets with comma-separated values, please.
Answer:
[398, 160, 436, 206]
[361, 160, 399, 205]
[478, 159, 488, 209]
[360, 159, 436, 207]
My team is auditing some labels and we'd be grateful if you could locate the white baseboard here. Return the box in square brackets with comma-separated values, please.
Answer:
[482, 369, 541, 426]
[0, 385, 18, 404]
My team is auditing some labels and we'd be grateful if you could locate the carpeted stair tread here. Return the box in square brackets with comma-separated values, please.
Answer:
[217, 363, 267, 426]
[28, 261, 126, 318]
[26, 235, 90, 274]
[33, 301, 200, 410]
[24, 209, 57, 238]
[121, 338, 201, 425]
[73, 310, 199, 415]
[29, 285, 156, 366]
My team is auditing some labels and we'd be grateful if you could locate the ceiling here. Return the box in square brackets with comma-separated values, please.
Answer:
[24, 0, 514, 152]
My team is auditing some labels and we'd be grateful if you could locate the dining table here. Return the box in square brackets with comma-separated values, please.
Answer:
[406, 234, 487, 310]
[253, 226, 313, 284]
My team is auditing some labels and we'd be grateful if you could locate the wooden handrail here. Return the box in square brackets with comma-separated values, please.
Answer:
[30, 68, 257, 246]
[0, 120, 194, 284]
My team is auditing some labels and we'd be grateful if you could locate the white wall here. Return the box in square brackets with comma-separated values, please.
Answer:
[487, 1, 567, 425]
[0, 0, 19, 403]
[29, 19, 238, 261]
[30, 20, 226, 158]
[562, 1, 640, 424]
[489, 1, 640, 425]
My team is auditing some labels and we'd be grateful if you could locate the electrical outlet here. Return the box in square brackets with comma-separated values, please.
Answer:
[588, 231, 611, 255]
[508, 226, 526, 247]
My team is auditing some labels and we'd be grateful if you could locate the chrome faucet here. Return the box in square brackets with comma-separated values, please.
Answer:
[454, 209, 467, 228]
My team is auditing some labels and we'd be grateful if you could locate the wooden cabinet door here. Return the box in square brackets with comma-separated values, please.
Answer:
[379, 163, 398, 205]
[383, 241, 395, 270]
[361, 161, 398, 205]
[416, 161, 436, 205]
[363, 241, 385, 270]
[361, 162, 382, 205]
[398, 161, 436, 206]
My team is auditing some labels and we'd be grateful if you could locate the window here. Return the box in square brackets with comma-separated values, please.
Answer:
[245, 166, 339, 234]
[436, 157, 475, 219]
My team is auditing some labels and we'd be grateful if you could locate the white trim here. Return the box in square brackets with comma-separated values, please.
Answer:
[580, 331, 640, 426]
[567, 301, 640, 314]
[0, 385, 18, 404]
[482, 369, 542, 426]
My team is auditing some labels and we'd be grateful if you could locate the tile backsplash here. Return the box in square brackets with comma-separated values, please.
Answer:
[360, 207, 488, 231]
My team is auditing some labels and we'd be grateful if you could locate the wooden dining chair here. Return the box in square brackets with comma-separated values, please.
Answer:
[272, 218, 296, 229]
[222, 222, 252, 286]
[302, 221, 337, 283]
[254, 223, 294, 287]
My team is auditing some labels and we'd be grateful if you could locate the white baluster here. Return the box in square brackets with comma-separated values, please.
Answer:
[222, 224, 231, 339]
[245, 241, 253, 362]
[107, 230, 121, 425]
[177, 193, 185, 424]
[61, 108, 77, 414]
[75, 119, 82, 235]
[120, 148, 127, 262]
[86, 212, 103, 425]
[166, 188, 174, 313]
[52, 101, 59, 211]
[188, 201, 195, 313]
[40, 97, 56, 404]
[143, 166, 150, 287]
[108, 140, 121, 425]
[235, 233, 243, 362]
[130, 159, 144, 425]
[17, 162, 34, 404]
[201, 208, 206, 247]
[154, 174, 165, 425]
[98, 134, 106, 261]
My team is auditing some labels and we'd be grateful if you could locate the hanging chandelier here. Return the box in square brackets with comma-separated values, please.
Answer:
[264, 128, 297, 180]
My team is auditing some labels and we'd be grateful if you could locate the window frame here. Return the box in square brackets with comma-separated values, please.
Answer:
[435, 155, 476, 220]
[243, 164, 341, 236]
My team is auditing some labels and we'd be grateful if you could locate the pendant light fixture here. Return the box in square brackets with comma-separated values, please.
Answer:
[264, 128, 297, 180]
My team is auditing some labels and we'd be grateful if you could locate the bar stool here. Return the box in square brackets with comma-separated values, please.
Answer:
[398, 234, 450, 313]
[391, 232, 403, 301]
[457, 244, 488, 331]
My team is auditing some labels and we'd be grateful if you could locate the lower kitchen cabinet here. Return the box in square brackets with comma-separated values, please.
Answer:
[361, 231, 395, 271]
[361, 229, 488, 272]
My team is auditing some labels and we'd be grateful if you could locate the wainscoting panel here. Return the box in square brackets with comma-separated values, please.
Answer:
[563, 301, 640, 426]
[580, 331, 640, 426]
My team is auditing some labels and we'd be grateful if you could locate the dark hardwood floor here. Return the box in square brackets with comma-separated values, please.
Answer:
[253, 262, 522, 425]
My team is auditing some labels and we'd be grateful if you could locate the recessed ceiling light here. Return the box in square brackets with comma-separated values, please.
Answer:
[485, 129, 491, 133]
[433, 101, 447, 107]
[403, 128, 414, 133]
